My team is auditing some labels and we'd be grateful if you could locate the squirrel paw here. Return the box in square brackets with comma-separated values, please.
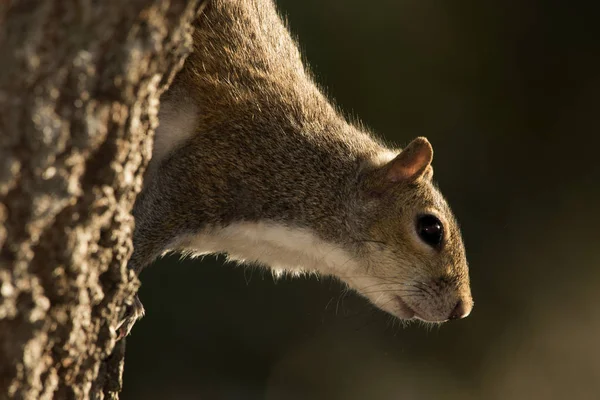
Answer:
[116, 295, 145, 340]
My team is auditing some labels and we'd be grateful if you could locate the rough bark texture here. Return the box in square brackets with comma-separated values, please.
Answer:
[0, 1, 204, 398]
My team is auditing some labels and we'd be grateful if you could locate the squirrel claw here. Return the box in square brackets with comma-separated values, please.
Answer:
[116, 295, 145, 340]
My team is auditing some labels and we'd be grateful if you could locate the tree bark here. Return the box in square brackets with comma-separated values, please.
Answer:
[0, 1, 205, 398]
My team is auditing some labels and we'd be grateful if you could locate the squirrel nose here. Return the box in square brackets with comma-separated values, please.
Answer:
[448, 300, 470, 320]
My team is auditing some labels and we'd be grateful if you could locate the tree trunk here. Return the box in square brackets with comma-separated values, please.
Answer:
[0, 1, 205, 398]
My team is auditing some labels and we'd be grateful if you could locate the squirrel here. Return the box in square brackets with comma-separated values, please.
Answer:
[117, 0, 474, 338]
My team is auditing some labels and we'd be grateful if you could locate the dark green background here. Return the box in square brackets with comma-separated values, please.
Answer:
[123, 1, 600, 399]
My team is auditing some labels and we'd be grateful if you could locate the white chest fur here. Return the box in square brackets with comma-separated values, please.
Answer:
[172, 221, 359, 277]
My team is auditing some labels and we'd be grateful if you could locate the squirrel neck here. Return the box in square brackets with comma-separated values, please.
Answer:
[155, 98, 385, 245]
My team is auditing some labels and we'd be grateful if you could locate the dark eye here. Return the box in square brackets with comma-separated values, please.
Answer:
[416, 214, 444, 248]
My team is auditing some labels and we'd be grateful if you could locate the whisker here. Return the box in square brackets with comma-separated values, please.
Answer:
[413, 281, 436, 297]
[360, 289, 423, 295]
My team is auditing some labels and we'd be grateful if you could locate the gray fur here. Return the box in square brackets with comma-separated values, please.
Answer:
[125, 0, 473, 333]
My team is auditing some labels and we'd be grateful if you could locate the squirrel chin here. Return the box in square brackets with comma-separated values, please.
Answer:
[395, 296, 417, 320]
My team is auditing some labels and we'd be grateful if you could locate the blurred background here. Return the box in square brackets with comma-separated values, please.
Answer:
[123, 0, 600, 399]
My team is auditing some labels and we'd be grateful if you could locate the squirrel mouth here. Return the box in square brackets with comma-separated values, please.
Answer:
[395, 296, 417, 319]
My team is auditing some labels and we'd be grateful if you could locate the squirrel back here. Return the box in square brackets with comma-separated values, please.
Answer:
[129, 0, 473, 328]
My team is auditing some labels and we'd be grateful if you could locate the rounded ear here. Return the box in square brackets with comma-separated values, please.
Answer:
[385, 137, 433, 182]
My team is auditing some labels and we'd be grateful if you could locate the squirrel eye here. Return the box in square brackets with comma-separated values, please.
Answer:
[416, 214, 444, 248]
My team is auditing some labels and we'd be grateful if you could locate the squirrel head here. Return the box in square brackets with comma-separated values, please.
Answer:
[349, 137, 473, 323]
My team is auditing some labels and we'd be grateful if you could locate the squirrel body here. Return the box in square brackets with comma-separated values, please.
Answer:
[121, 0, 473, 337]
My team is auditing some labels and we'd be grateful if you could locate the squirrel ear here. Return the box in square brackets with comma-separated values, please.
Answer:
[385, 137, 434, 182]
[423, 165, 434, 181]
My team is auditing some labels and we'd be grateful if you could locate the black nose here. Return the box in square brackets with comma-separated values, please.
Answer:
[448, 300, 467, 320]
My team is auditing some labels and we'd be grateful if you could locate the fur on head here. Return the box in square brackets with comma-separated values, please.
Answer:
[343, 137, 473, 323]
